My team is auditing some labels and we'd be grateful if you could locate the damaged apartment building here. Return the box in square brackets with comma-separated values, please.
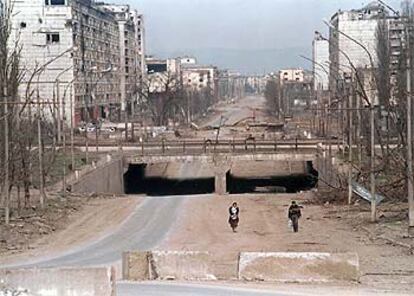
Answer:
[329, 1, 404, 104]
[9, 0, 146, 125]
[145, 55, 220, 124]
[279, 68, 313, 115]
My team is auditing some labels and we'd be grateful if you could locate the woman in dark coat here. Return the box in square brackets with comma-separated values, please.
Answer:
[228, 202, 240, 232]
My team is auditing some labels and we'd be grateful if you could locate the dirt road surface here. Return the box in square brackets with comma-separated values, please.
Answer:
[0, 196, 183, 268]
[161, 193, 414, 292]
[0, 195, 140, 259]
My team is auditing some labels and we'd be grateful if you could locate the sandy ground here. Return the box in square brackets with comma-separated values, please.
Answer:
[160, 193, 414, 292]
[0, 195, 142, 266]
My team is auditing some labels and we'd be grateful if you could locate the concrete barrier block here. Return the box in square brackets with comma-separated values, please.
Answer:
[0, 267, 116, 296]
[123, 251, 218, 281]
[239, 252, 359, 283]
[150, 251, 217, 281]
[122, 251, 150, 281]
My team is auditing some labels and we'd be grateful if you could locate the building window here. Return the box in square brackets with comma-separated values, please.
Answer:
[45, 0, 65, 5]
[46, 33, 60, 44]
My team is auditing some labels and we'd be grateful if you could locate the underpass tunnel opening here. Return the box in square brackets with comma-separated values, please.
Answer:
[227, 160, 319, 194]
[124, 161, 318, 196]
[124, 164, 215, 196]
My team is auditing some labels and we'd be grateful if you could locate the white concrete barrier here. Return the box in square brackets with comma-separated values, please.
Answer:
[123, 251, 218, 281]
[239, 252, 359, 283]
[122, 251, 150, 281]
[0, 267, 116, 296]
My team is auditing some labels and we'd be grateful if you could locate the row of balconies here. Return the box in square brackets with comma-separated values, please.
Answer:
[72, 7, 117, 29]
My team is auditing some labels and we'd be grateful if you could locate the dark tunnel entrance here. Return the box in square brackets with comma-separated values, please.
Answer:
[124, 161, 318, 196]
[228, 161, 318, 194]
[124, 164, 215, 196]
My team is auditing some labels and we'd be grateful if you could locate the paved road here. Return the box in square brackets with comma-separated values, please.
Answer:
[117, 282, 404, 296]
[118, 282, 299, 296]
[202, 95, 267, 128]
[2, 196, 184, 268]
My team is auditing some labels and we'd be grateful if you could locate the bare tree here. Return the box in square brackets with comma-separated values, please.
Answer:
[1, 0, 64, 223]
[1, 0, 24, 223]
[264, 78, 281, 118]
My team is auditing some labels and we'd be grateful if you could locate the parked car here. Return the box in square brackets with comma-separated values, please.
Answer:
[78, 122, 98, 133]
[100, 126, 116, 133]
[86, 124, 96, 133]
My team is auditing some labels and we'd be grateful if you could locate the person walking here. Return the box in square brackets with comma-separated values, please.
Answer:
[228, 202, 240, 232]
[288, 201, 302, 233]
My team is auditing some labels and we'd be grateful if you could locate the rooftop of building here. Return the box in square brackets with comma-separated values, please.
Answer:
[331, 1, 393, 21]
[181, 64, 217, 70]
[279, 68, 305, 72]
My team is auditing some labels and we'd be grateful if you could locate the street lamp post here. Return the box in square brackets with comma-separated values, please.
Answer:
[3, 83, 10, 224]
[54, 66, 73, 144]
[317, 33, 369, 172]
[90, 66, 116, 153]
[302, 54, 357, 188]
[36, 89, 46, 208]
[404, 11, 414, 234]
[348, 80, 354, 205]
[324, 20, 378, 222]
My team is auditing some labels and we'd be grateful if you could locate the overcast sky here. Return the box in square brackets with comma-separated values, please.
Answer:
[109, 0, 402, 73]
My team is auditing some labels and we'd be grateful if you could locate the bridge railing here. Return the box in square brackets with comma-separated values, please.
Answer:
[135, 138, 318, 156]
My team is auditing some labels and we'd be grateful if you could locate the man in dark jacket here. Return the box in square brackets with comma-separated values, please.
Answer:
[288, 201, 302, 233]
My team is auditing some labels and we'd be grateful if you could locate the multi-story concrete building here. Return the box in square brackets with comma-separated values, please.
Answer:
[9, 0, 145, 125]
[179, 56, 197, 65]
[312, 32, 330, 91]
[245, 76, 265, 94]
[329, 2, 403, 102]
[280, 70, 313, 114]
[279, 68, 305, 84]
[182, 64, 218, 95]
[99, 4, 146, 116]
[146, 57, 181, 93]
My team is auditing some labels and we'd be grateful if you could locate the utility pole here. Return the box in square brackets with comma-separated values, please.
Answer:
[93, 88, 99, 153]
[125, 97, 129, 141]
[370, 104, 376, 222]
[348, 84, 353, 205]
[4, 84, 10, 224]
[406, 22, 414, 234]
[56, 79, 61, 143]
[356, 89, 362, 167]
[37, 91, 46, 208]
[327, 95, 332, 184]
[62, 98, 67, 197]
[70, 87, 75, 172]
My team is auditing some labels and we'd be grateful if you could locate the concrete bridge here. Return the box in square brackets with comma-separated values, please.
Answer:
[124, 140, 319, 195]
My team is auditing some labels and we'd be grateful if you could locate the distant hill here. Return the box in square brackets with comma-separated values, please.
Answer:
[152, 47, 312, 75]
